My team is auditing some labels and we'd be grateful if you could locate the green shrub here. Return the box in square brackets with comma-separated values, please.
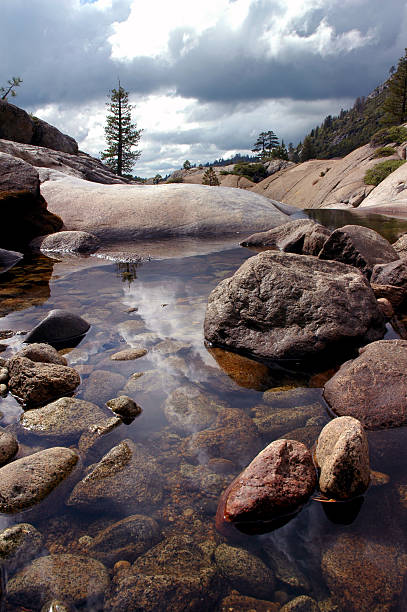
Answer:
[364, 159, 406, 186]
[373, 146, 396, 158]
[370, 125, 407, 146]
[233, 162, 267, 183]
[167, 176, 183, 183]
[219, 170, 230, 176]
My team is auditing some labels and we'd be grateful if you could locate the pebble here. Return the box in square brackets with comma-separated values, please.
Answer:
[0, 367, 8, 383]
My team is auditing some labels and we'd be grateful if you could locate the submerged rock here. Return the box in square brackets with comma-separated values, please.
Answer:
[6, 554, 109, 609]
[0, 523, 43, 573]
[7, 356, 80, 407]
[82, 369, 126, 404]
[0, 447, 79, 513]
[315, 416, 370, 500]
[110, 346, 147, 360]
[163, 385, 222, 434]
[217, 439, 316, 529]
[241, 218, 330, 256]
[67, 439, 163, 512]
[204, 251, 385, 362]
[280, 596, 320, 612]
[214, 543, 275, 599]
[20, 397, 114, 442]
[88, 514, 161, 565]
[219, 591, 280, 612]
[106, 395, 142, 420]
[24, 309, 90, 346]
[321, 534, 407, 612]
[324, 339, 407, 429]
[319, 224, 398, 278]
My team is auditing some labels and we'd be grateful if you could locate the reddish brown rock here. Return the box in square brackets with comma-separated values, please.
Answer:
[7, 356, 80, 407]
[370, 282, 406, 307]
[219, 591, 279, 612]
[217, 439, 316, 529]
[377, 297, 394, 318]
[323, 339, 407, 430]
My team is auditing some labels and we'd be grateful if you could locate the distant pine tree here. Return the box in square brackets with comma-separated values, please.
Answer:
[202, 167, 220, 186]
[381, 49, 407, 126]
[300, 136, 315, 162]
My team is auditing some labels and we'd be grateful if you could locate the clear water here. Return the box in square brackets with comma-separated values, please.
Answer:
[0, 212, 407, 610]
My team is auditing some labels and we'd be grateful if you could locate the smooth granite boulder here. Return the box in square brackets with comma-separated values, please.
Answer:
[12, 342, 68, 365]
[29, 230, 100, 254]
[319, 224, 399, 278]
[6, 554, 109, 609]
[315, 416, 370, 499]
[217, 439, 316, 528]
[7, 356, 80, 407]
[204, 251, 385, 362]
[241, 218, 331, 256]
[40, 178, 290, 242]
[0, 447, 79, 513]
[24, 309, 90, 346]
[324, 339, 407, 430]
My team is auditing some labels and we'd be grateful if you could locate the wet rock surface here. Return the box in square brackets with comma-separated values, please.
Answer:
[88, 514, 161, 565]
[82, 369, 126, 404]
[6, 554, 109, 609]
[0, 430, 18, 465]
[110, 346, 147, 360]
[0, 248, 23, 274]
[321, 534, 407, 612]
[24, 309, 90, 346]
[0, 447, 79, 513]
[319, 224, 398, 278]
[214, 543, 275, 599]
[280, 596, 321, 612]
[315, 416, 370, 499]
[20, 397, 114, 442]
[219, 591, 280, 612]
[106, 395, 142, 420]
[30, 230, 100, 254]
[12, 342, 68, 365]
[7, 356, 80, 407]
[67, 439, 163, 512]
[241, 218, 331, 256]
[218, 439, 316, 527]
[324, 339, 407, 429]
[106, 535, 219, 612]
[204, 251, 385, 361]
[163, 385, 222, 433]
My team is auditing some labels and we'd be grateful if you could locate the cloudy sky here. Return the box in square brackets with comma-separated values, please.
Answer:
[2, 0, 407, 177]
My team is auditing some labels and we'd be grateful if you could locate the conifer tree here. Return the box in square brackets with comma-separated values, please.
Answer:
[300, 136, 315, 162]
[252, 130, 279, 157]
[1, 77, 22, 100]
[101, 83, 142, 176]
[202, 167, 220, 186]
[381, 49, 407, 126]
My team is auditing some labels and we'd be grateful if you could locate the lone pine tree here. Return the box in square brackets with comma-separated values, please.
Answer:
[202, 167, 220, 186]
[101, 84, 142, 176]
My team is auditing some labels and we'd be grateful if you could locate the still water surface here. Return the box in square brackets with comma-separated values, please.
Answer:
[0, 210, 407, 610]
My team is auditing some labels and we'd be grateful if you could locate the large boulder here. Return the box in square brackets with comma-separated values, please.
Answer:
[323, 339, 407, 430]
[0, 152, 62, 249]
[371, 259, 407, 290]
[0, 138, 126, 185]
[40, 178, 290, 242]
[319, 224, 399, 278]
[216, 439, 316, 528]
[0, 100, 78, 154]
[0, 447, 79, 513]
[7, 356, 80, 408]
[315, 416, 370, 499]
[204, 251, 385, 362]
[241, 218, 331, 256]
[392, 233, 407, 258]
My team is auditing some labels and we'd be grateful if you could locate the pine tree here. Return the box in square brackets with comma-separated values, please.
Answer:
[183, 160, 191, 170]
[101, 84, 142, 176]
[1, 77, 22, 100]
[381, 49, 407, 126]
[202, 167, 220, 186]
[252, 130, 279, 157]
[300, 136, 315, 162]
